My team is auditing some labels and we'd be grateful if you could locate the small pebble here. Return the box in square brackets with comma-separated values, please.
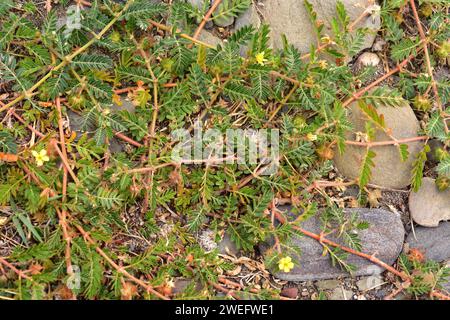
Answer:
[280, 287, 298, 299]
[356, 52, 381, 67]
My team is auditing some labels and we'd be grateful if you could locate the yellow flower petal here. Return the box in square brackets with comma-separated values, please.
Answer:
[39, 149, 47, 156]
[42, 155, 50, 162]
[278, 256, 294, 272]
[36, 160, 44, 167]
[31, 150, 38, 157]
[255, 52, 267, 66]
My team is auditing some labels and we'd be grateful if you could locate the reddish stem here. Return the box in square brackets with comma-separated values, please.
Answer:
[192, 0, 223, 40]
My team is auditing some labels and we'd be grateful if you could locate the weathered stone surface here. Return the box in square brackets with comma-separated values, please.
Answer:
[187, 0, 207, 10]
[406, 222, 450, 262]
[409, 178, 450, 227]
[198, 229, 218, 252]
[198, 30, 222, 47]
[112, 96, 136, 114]
[333, 89, 423, 189]
[234, 2, 261, 30]
[406, 223, 450, 293]
[372, 38, 386, 52]
[280, 286, 298, 298]
[217, 232, 239, 255]
[356, 275, 384, 291]
[356, 52, 380, 66]
[316, 279, 341, 291]
[232, 3, 261, 56]
[213, 3, 235, 27]
[353, 52, 381, 72]
[186, 0, 212, 26]
[352, 52, 383, 83]
[329, 287, 354, 300]
[67, 110, 94, 136]
[260, 207, 404, 281]
[260, 0, 380, 56]
[172, 278, 203, 295]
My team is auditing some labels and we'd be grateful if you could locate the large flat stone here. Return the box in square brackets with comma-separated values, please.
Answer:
[198, 30, 222, 47]
[333, 89, 423, 189]
[234, 2, 261, 30]
[260, 0, 380, 57]
[261, 207, 404, 281]
[409, 177, 450, 227]
[406, 222, 450, 294]
[406, 222, 450, 262]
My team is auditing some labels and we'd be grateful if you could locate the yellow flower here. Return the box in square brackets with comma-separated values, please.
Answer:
[110, 31, 121, 43]
[255, 52, 268, 66]
[32, 149, 50, 167]
[318, 60, 328, 69]
[278, 256, 294, 273]
[306, 76, 315, 86]
[307, 133, 318, 141]
[320, 36, 332, 44]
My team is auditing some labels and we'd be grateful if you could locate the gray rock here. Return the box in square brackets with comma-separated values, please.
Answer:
[198, 30, 222, 47]
[232, 3, 261, 56]
[204, 20, 215, 30]
[217, 232, 239, 255]
[372, 38, 386, 52]
[280, 286, 299, 298]
[355, 52, 380, 67]
[329, 287, 353, 300]
[342, 185, 360, 198]
[316, 279, 341, 291]
[113, 96, 136, 114]
[260, 207, 404, 281]
[352, 52, 383, 84]
[333, 89, 423, 189]
[187, 0, 211, 24]
[68, 110, 123, 154]
[260, 0, 380, 58]
[67, 110, 94, 135]
[172, 278, 203, 295]
[406, 222, 450, 262]
[353, 52, 381, 76]
[409, 178, 450, 227]
[109, 138, 126, 154]
[234, 3, 261, 30]
[213, 2, 235, 27]
[356, 275, 384, 291]
[187, 0, 208, 10]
